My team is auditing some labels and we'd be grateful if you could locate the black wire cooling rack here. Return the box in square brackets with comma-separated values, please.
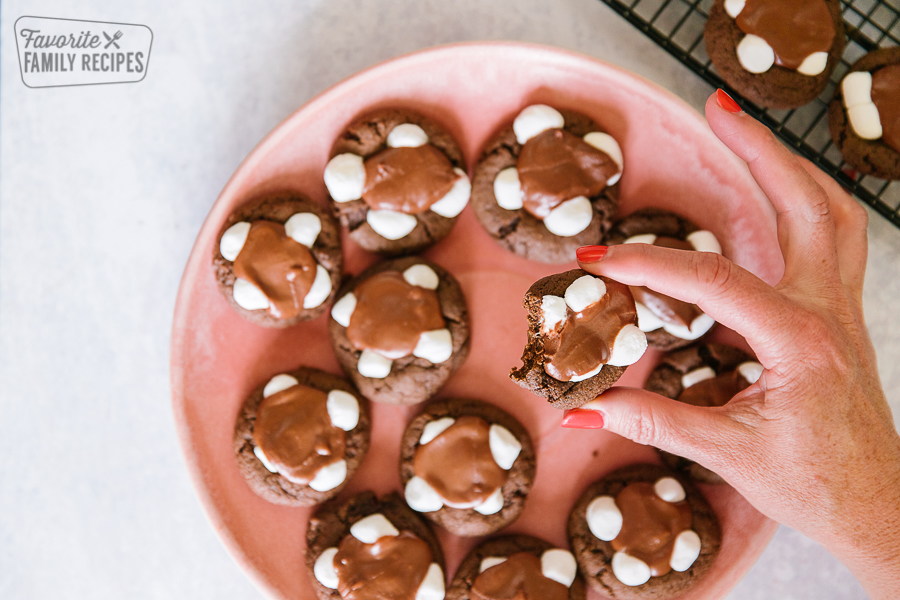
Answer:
[599, 0, 900, 229]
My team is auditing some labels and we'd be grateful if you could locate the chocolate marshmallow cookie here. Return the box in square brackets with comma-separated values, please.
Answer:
[605, 208, 722, 350]
[329, 257, 470, 405]
[510, 270, 647, 410]
[233, 367, 370, 506]
[568, 464, 721, 599]
[645, 343, 762, 484]
[447, 535, 586, 600]
[472, 104, 623, 263]
[705, 0, 845, 108]
[400, 398, 536, 536]
[213, 193, 342, 327]
[306, 491, 446, 600]
[829, 47, 900, 180]
[323, 109, 470, 256]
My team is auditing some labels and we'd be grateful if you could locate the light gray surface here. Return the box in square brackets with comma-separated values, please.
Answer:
[1, 1, 896, 598]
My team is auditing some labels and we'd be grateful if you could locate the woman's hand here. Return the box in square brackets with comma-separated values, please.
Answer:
[564, 90, 900, 600]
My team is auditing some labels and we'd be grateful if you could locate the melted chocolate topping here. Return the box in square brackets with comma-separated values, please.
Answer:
[517, 129, 617, 219]
[544, 279, 637, 381]
[334, 530, 434, 600]
[472, 553, 569, 600]
[679, 369, 750, 407]
[362, 146, 458, 214]
[735, 0, 836, 71]
[611, 483, 693, 577]
[871, 64, 900, 153]
[413, 416, 507, 507]
[232, 221, 318, 319]
[346, 270, 446, 360]
[629, 237, 702, 328]
[252, 384, 345, 484]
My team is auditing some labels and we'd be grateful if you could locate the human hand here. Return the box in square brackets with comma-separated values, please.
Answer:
[563, 90, 900, 599]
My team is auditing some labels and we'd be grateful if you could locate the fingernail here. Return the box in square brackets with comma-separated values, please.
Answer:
[716, 89, 742, 113]
[576, 245, 608, 263]
[561, 409, 605, 429]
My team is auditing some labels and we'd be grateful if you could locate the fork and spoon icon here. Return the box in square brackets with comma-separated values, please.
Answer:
[103, 31, 123, 49]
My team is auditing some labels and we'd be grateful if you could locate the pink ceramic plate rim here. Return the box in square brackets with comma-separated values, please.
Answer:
[171, 41, 779, 599]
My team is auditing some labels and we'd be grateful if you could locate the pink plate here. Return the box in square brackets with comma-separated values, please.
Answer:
[172, 42, 782, 600]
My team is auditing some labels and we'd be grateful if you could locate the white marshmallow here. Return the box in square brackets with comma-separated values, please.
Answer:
[413, 329, 453, 364]
[565, 275, 607, 312]
[724, 0, 745, 17]
[253, 445, 278, 473]
[324, 153, 366, 202]
[654, 477, 686, 503]
[738, 361, 764, 385]
[303, 265, 332, 309]
[309, 459, 347, 492]
[387, 123, 429, 148]
[541, 549, 578, 587]
[848, 104, 884, 140]
[430, 169, 470, 218]
[403, 264, 440, 290]
[686, 230, 722, 254]
[366, 209, 418, 240]
[682, 366, 716, 389]
[670, 530, 702, 572]
[350, 513, 399, 543]
[541, 295, 568, 334]
[635, 302, 665, 332]
[420, 417, 456, 445]
[284, 212, 321, 248]
[798, 52, 828, 76]
[331, 293, 357, 327]
[415, 563, 445, 600]
[586, 495, 623, 541]
[513, 104, 565, 144]
[544, 196, 593, 237]
[607, 324, 648, 367]
[624, 233, 657, 245]
[662, 312, 716, 340]
[583, 132, 624, 185]
[489, 424, 522, 470]
[737, 34, 775, 74]
[232, 278, 269, 311]
[479, 557, 508, 573]
[357, 350, 392, 379]
[473, 487, 504, 515]
[568, 363, 603, 382]
[611, 551, 651, 586]
[493, 167, 524, 210]
[263, 374, 299, 398]
[220, 221, 251, 261]
[404, 476, 445, 513]
[313, 548, 340, 589]
[844, 71, 874, 108]
[327, 390, 359, 431]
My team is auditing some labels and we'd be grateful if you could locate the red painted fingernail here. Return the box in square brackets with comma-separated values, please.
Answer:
[561, 409, 605, 429]
[716, 89, 742, 113]
[576, 245, 608, 263]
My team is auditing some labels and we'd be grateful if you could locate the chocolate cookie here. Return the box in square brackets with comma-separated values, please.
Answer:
[510, 269, 647, 410]
[324, 108, 469, 256]
[705, 0, 845, 109]
[213, 192, 342, 328]
[447, 535, 586, 600]
[399, 398, 536, 536]
[568, 464, 721, 599]
[604, 208, 721, 351]
[328, 256, 470, 405]
[306, 491, 446, 600]
[829, 47, 900, 180]
[471, 105, 622, 264]
[645, 343, 761, 484]
[233, 367, 370, 506]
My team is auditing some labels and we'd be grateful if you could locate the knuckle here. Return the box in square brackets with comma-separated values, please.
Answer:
[623, 401, 661, 447]
[692, 252, 738, 299]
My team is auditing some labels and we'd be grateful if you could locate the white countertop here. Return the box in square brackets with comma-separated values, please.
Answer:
[2, 1, 896, 598]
